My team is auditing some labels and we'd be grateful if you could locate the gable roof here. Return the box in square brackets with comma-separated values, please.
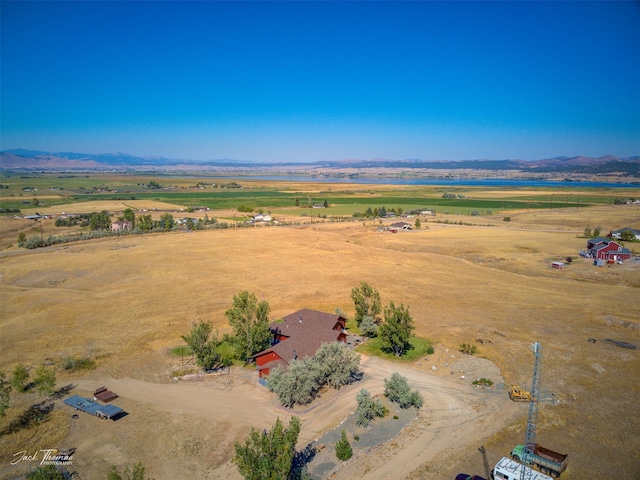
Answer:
[254, 308, 346, 366]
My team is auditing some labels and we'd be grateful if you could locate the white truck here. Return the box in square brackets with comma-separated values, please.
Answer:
[492, 457, 553, 480]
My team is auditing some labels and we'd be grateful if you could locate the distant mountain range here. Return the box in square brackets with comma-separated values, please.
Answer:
[1, 149, 639, 175]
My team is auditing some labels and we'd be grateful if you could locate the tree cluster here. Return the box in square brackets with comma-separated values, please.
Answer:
[233, 416, 300, 480]
[267, 342, 360, 408]
[384, 372, 424, 409]
[225, 291, 272, 362]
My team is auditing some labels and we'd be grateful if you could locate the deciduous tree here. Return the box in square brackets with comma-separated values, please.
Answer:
[378, 301, 415, 357]
[225, 291, 272, 362]
[233, 417, 300, 480]
[181, 321, 224, 371]
[33, 365, 55, 398]
[350, 282, 382, 326]
[312, 341, 360, 389]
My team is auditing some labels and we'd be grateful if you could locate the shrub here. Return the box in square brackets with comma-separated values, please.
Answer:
[472, 378, 494, 387]
[61, 357, 96, 372]
[356, 389, 386, 427]
[335, 430, 353, 461]
[503, 216, 511, 222]
[384, 372, 424, 409]
[459, 343, 477, 355]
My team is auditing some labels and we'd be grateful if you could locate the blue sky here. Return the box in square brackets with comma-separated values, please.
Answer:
[1, 1, 639, 163]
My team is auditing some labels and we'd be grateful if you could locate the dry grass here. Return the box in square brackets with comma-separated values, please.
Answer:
[1, 200, 639, 478]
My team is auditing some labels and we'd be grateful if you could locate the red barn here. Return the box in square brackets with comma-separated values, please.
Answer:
[253, 309, 347, 382]
[588, 239, 632, 262]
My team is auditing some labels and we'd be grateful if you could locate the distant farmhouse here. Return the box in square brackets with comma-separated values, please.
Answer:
[252, 309, 347, 383]
[584, 237, 632, 264]
[110, 220, 132, 232]
[389, 221, 412, 232]
[609, 227, 640, 241]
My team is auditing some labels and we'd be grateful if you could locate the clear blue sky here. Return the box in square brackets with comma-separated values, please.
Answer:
[1, 1, 639, 162]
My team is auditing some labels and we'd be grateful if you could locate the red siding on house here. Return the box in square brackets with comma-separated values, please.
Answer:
[255, 351, 280, 367]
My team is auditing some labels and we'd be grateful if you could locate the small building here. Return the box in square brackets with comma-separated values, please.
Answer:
[253, 309, 347, 383]
[110, 220, 132, 232]
[389, 221, 412, 231]
[609, 227, 640, 241]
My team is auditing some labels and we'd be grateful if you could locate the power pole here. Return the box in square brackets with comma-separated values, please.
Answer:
[521, 342, 542, 480]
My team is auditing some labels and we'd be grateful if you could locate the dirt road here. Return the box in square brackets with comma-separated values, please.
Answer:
[68, 355, 519, 480]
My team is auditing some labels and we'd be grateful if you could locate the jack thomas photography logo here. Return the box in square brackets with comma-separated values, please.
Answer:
[11, 448, 74, 466]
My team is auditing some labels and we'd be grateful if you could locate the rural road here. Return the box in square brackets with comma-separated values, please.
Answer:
[73, 354, 519, 480]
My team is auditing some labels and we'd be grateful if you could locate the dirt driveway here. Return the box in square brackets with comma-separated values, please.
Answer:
[61, 354, 520, 480]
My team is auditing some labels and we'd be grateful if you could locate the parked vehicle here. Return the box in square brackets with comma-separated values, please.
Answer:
[511, 443, 568, 477]
[508, 385, 531, 402]
[493, 457, 552, 480]
[455, 474, 486, 480]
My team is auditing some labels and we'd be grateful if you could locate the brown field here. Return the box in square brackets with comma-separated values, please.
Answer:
[1, 193, 639, 479]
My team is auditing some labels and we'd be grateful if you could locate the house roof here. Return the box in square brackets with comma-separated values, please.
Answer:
[254, 308, 346, 367]
[390, 221, 411, 228]
[588, 237, 609, 245]
[611, 227, 640, 235]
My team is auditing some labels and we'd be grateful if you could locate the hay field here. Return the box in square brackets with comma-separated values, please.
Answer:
[0, 202, 639, 479]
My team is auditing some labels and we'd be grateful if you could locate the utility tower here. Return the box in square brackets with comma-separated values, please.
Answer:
[520, 342, 542, 480]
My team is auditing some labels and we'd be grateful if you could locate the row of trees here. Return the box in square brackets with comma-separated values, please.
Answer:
[352, 206, 404, 218]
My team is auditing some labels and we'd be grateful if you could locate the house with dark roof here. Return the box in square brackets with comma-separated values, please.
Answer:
[253, 309, 347, 382]
[609, 227, 640, 241]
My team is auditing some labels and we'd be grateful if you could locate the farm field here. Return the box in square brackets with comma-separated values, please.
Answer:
[0, 177, 639, 479]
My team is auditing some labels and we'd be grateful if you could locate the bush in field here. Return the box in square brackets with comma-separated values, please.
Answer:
[61, 357, 96, 372]
[11, 363, 29, 392]
[384, 372, 424, 409]
[460, 343, 477, 355]
[356, 388, 386, 427]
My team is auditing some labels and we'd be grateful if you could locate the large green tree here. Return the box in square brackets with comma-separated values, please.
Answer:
[181, 321, 224, 371]
[122, 208, 136, 228]
[378, 301, 415, 357]
[225, 291, 272, 362]
[350, 282, 382, 326]
[89, 210, 111, 230]
[233, 416, 300, 480]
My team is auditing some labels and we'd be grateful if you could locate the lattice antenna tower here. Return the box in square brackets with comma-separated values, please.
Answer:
[520, 342, 542, 480]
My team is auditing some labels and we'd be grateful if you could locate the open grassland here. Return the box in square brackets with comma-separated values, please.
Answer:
[0, 179, 639, 479]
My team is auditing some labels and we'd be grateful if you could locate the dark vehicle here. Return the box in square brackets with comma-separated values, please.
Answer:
[455, 475, 487, 480]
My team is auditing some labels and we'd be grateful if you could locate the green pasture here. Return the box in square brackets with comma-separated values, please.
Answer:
[2, 172, 636, 214]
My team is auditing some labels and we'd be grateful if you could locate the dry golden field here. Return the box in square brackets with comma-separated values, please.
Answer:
[0, 187, 639, 479]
